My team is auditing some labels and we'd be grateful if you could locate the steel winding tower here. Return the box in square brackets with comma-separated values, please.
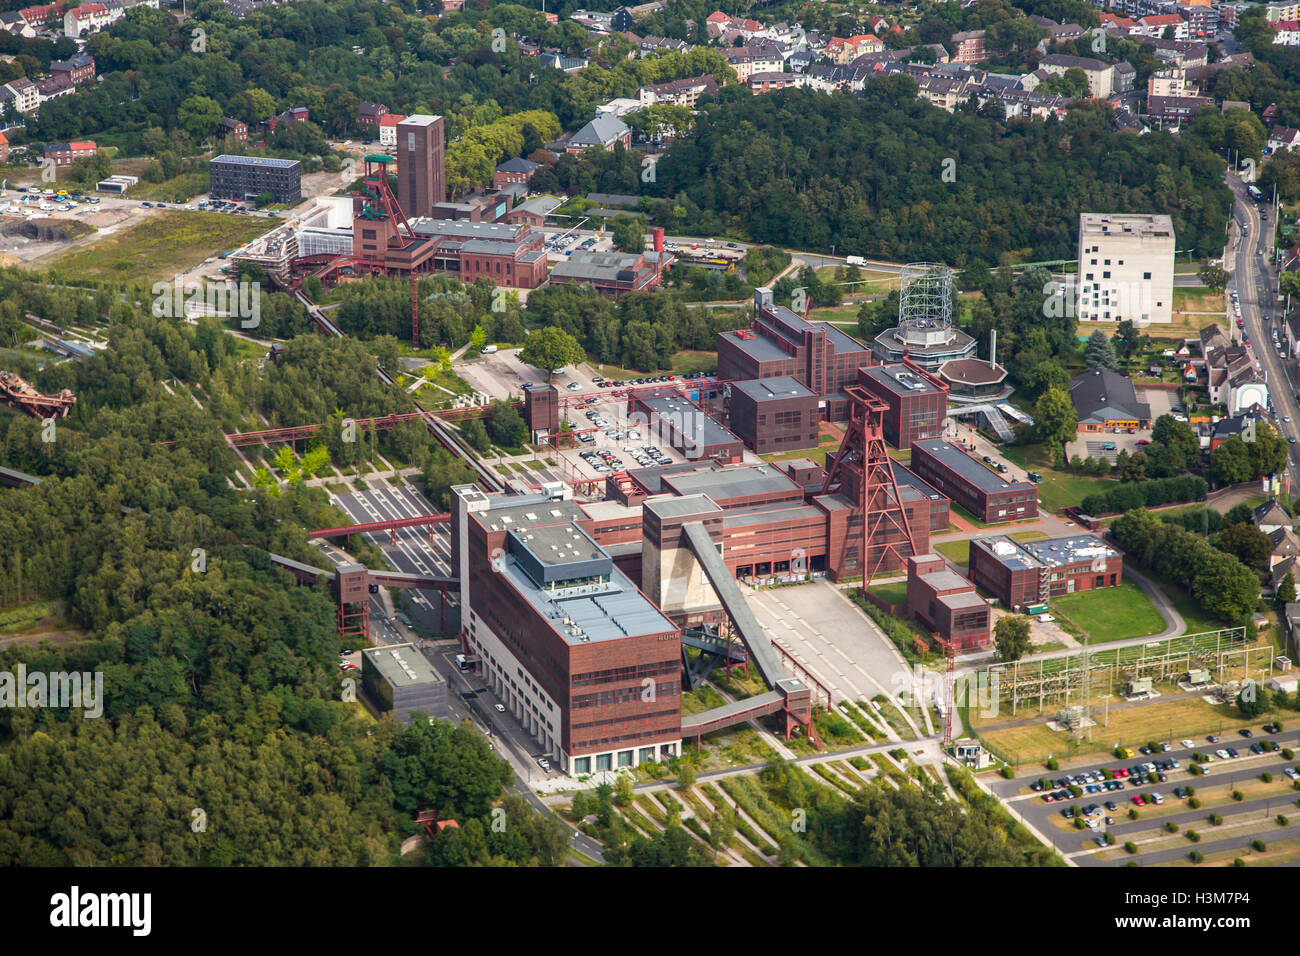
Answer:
[824, 384, 921, 593]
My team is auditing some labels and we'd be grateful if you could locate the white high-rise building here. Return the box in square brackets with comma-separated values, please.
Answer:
[1076, 213, 1176, 325]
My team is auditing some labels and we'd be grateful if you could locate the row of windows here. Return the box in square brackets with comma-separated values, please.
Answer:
[573, 707, 679, 732]
[572, 681, 680, 709]
[574, 725, 681, 749]
[570, 659, 678, 687]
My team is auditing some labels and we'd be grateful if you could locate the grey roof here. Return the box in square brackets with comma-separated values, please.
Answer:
[412, 217, 530, 242]
[721, 329, 791, 364]
[665, 463, 799, 500]
[644, 493, 723, 520]
[502, 555, 674, 644]
[497, 156, 539, 173]
[912, 439, 1036, 495]
[639, 393, 741, 450]
[1069, 367, 1150, 424]
[211, 154, 299, 169]
[362, 643, 443, 688]
[723, 503, 824, 528]
[586, 192, 640, 207]
[550, 250, 664, 282]
[569, 114, 630, 148]
[892, 462, 946, 502]
[860, 363, 943, 396]
[730, 375, 814, 401]
[513, 194, 563, 216]
[973, 533, 1117, 571]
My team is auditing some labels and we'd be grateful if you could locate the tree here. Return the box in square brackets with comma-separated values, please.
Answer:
[1084, 329, 1118, 370]
[708, 803, 735, 859]
[1214, 521, 1273, 569]
[994, 615, 1032, 663]
[520, 326, 585, 379]
[177, 95, 223, 145]
[1279, 571, 1297, 606]
[1034, 386, 1078, 451]
[488, 400, 527, 449]
[1210, 436, 1254, 485]
[611, 216, 646, 253]
[613, 773, 634, 807]
[676, 760, 695, 790]
[1198, 264, 1230, 291]
[470, 324, 487, 352]
[1113, 320, 1147, 367]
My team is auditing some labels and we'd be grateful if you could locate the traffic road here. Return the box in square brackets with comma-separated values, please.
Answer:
[1229, 173, 1300, 483]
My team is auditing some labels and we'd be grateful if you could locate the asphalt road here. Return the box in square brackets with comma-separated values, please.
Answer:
[1229, 173, 1300, 481]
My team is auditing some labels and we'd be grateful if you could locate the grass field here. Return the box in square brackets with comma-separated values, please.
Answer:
[978, 695, 1270, 765]
[1050, 578, 1168, 643]
[1000, 443, 1118, 512]
[867, 578, 909, 605]
[46, 210, 270, 286]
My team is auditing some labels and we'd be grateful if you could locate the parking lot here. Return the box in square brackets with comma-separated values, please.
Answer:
[988, 723, 1300, 865]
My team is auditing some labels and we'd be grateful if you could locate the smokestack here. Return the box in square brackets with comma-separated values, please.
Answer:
[989, 329, 997, 366]
[651, 226, 664, 287]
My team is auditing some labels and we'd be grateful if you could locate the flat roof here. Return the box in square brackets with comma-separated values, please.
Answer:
[502, 556, 673, 644]
[411, 217, 529, 242]
[972, 533, 1117, 570]
[1079, 212, 1175, 239]
[362, 643, 444, 688]
[211, 154, 300, 168]
[912, 439, 1035, 495]
[892, 462, 947, 502]
[730, 376, 815, 401]
[644, 493, 723, 520]
[723, 503, 824, 528]
[938, 590, 988, 611]
[920, 569, 972, 593]
[861, 363, 943, 396]
[399, 113, 442, 127]
[579, 499, 641, 522]
[722, 329, 792, 364]
[477, 497, 587, 533]
[663, 463, 799, 501]
[639, 394, 741, 450]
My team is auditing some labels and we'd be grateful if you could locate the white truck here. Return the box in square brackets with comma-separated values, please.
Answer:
[845, 255, 866, 267]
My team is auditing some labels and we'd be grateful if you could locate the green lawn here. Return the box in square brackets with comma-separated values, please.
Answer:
[867, 578, 909, 605]
[1050, 578, 1168, 643]
[45, 210, 271, 286]
[1001, 444, 1118, 512]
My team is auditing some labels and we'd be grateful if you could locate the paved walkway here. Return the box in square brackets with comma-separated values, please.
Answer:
[1122, 562, 1186, 640]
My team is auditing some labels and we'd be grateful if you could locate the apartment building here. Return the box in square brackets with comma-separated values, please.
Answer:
[1076, 212, 1175, 324]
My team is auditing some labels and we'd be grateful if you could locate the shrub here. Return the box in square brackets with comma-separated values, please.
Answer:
[1069, 785, 1083, 797]
[1046, 757, 1059, 771]
[1277, 722, 1285, 732]
[1189, 850, 1204, 863]
[1187, 829, 1202, 842]
[1124, 841, 1138, 854]
[1189, 797, 1202, 809]
[1278, 814, 1289, 826]
[999, 765, 1014, 779]
[1189, 763, 1204, 775]
[1252, 839, 1266, 852]
[1128, 808, 1139, 820]
[1073, 816, 1086, 829]
[1232, 790, 1244, 801]
[1164, 820, 1179, 833]
[1233, 858, 1246, 867]
[1184, 785, 1195, 797]
[1283, 748, 1294, 760]
[1146, 740, 1159, 753]
[1263, 771, 1273, 783]
[1209, 814, 1222, 826]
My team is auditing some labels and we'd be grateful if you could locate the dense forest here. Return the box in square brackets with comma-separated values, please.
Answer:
[651, 84, 1233, 264]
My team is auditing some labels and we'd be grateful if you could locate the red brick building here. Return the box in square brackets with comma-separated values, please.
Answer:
[905, 554, 990, 649]
[726, 375, 820, 454]
[856, 360, 949, 450]
[452, 488, 683, 776]
[910, 438, 1038, 524]
[967, 533, 1122, 611]
[42, 140, 95, 166]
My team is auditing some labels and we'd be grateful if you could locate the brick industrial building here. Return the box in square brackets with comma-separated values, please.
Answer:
[452, 486, 683, 775]
[967, 533, 1122, 610]
[396, 114, 446, 219]
[718, 288, 871, 421]
[855, 360, 949, 449]
[910, 438, 1038, 523]
[629, 390, 744, 462]
[905, 554, 991, 649]
[209, 154, 302, 203]
[726, 376, 820, 454]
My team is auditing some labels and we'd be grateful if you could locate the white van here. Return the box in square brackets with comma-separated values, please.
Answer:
[480, 344, 498, 354]
[845, 255, 866, 266]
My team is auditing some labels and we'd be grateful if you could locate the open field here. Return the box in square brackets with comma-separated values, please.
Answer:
[1051, 578, 1167, 644]
[866, 578, 908, 605]
[977, 694, 1273, 765]
[45, 210, 271, 286]
[1000, 444, 1117, 512]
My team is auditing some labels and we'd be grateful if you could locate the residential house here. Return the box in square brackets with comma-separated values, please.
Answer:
[493, 157, 540, 190]
[1038, 54, 1115, 97]
[826, 34, 884, 64]
[949, 29, 986, 64]
[565, 114, 631, 153]
[377, 112, 406, 148]
[48, 53, 94, 86]
[1269, 126, 1300, 152]
[638, 75, 719, 108]
[1147, 93, 1213, 125]
[43, 139, 96, 165]
[217, 117, 248, 143]
[3, 77, 37, 113]
[357, 101, 387, 130]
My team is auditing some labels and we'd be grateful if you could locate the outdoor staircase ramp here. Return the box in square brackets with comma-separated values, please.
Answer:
[681, 690, 784, 736]
[980, 404, 1015, 442]
[682, 626, 748, 663]
[681, 521, 789, 687]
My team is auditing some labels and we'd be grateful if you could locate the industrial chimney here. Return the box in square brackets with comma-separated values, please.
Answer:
[989, 329, 997, 367]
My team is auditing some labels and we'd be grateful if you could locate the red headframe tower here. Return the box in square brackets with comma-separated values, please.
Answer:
[823, 384, 921, 594]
